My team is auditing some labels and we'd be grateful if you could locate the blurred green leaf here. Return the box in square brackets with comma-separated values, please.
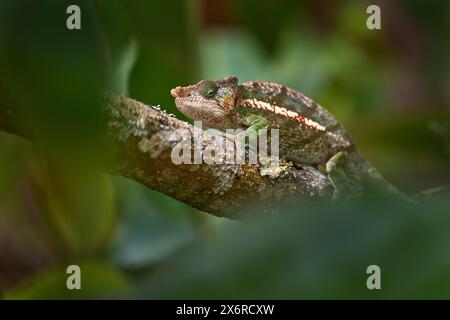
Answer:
[126, 0, 198, 117]
[108, 176, 198, 269]
[230, 0, 301, 55]
[135, 200, 450, 299]
[93, 0, 138, 94]
[5, 261, 130, 299]
[109, 205, 197, 269]
[28, 164, 116, 258]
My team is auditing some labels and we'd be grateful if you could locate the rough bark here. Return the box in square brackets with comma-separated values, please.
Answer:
[0, 91, 334, 218]
[101, 91, 333, 217]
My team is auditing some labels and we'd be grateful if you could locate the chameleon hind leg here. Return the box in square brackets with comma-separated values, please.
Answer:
[326, 151, 411, 202]
[326, 151, 360, 201]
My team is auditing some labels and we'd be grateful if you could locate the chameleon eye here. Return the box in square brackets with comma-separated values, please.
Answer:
[199, 81, 217, 98]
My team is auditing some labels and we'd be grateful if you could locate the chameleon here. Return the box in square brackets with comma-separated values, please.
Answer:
[171, 76, 407, 201]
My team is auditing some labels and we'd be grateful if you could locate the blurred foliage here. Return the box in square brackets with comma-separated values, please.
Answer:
[136, 200, 450, 299]
[0, 0, 449, 299]
[107, 176, 199, 270]
[5, 261, 130, 299]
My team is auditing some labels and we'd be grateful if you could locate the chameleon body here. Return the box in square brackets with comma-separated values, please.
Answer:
[171, 76, 405, 200]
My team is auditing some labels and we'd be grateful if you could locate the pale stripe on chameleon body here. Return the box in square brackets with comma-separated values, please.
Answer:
[241, 98, 326, 131]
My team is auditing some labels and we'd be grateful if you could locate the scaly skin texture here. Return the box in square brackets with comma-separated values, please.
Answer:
[171, 76, 406, 200]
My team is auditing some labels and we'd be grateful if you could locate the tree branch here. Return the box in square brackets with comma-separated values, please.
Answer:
[0, 91, 333, 218]
[101, 92, 333, 217]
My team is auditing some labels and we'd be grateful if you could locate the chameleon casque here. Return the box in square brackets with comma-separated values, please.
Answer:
[171, 76, 405, 200]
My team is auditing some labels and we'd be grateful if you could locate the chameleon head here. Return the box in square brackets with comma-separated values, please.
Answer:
[171, 76, 238, 129]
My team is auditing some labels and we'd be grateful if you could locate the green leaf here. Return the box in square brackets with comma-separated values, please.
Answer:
[108, 176, 198, 269]
[135, 200, 450, 299]
[5, 261, 130, 300]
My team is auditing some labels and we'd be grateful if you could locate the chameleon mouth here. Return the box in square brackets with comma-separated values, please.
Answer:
[174, 97, 218, 109]
[174, 97, 227, 125]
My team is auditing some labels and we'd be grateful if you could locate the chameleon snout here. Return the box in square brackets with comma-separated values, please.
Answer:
[171, 86, 190, 98]
[170, 87, 181, 97]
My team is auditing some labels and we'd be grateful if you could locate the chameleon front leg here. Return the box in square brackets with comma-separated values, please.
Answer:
[222, 115, 273, 168]
[224, 114, 269, 146]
